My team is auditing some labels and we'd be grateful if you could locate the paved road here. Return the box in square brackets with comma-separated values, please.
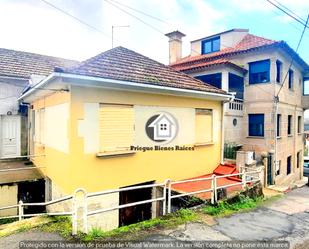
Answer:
[1, 187, 309, 249]
[162, 186, 309, 248]
[0, 231, 64, 249]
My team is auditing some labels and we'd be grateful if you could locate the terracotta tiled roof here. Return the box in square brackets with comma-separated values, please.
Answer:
[171, 34, 309, 71]
[174, 58, 247, 73]
[61, 46, 228, 95]
[0, 48, 78, 79]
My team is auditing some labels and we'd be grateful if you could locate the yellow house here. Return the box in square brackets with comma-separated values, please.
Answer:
[19, 46, 232, 229]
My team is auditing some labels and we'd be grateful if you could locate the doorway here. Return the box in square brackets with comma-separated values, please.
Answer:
[1, 115, 21, 158]
[119, 181, 153, 226]
[18, 179, 45, 214]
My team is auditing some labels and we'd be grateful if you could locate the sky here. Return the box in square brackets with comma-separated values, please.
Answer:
[0, 0, 308, 65]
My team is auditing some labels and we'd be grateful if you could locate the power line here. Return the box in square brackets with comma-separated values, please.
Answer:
[276, 14, 309, 97]
[38, 0, 111, 38]
[266, 0, 309, 29]
[103, 0, 165, 35]
[271, 0, 307, 23]
[109, 0, 170, 26]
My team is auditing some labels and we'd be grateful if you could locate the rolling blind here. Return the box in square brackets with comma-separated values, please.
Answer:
[99, 104, 134, 152]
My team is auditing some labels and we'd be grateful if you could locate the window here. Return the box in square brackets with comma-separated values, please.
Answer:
[195, 73, 222, 89]
[248, 114, 264, 137]
[195, 109, 213, 144]
[276, 160, 281, 176]
[288, 69, 294, 90]
[288, 115, 293, 136]
[99, 104, 134, 152]
[276, 60, 282, 83]
[201, 37, 220, 54]
[249, 59, 270, 84]
[304, 78, 309, 95]
[297, 151, 301, 168]
[287, 156, 292, 175]
[34, 108, 45, 144]
[228, 73, 244, 99]
[277, 114, 281, 137]
[298, 116, 302, 134]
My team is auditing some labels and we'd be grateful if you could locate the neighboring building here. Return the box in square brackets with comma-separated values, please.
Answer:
[167, 29, 309, 186]
[19, 46, 232, 230]
[0, 48, 77, 158]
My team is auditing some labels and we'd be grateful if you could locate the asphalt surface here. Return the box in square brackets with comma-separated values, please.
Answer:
[159, 187, 309, 248]
[1, 187, 309, 249]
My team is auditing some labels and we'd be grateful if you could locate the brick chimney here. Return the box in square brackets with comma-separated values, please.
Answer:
[165, 30, 186, 64]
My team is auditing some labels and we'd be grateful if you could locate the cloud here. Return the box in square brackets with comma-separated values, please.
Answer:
[0, 0, 227, 64]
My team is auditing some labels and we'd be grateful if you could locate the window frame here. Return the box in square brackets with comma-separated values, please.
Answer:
[288, 69, 294, 90]
[277, 114, 281, 137]
[287, 115, 293, 136]
[201, 37, 220, 54]
[248, 59, 270, 84]
[276, 60, 282, 83]
[195, 73, 222, 89]
[297, 115, 302, 134]
[248, 114, 265, 137]
[297, 151, 301, 169]
[287, 155, 292, 175]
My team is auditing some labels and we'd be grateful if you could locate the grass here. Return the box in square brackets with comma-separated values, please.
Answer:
[38, 216, 72, 238]
[81, 209, 197, 241]
[0, 218, 18, 225]
[202, 194, 264, 217]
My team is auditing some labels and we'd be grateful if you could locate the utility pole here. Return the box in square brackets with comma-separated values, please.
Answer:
[112, 25, 130, 48]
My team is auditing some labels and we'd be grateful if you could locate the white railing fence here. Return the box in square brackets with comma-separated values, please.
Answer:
[0, 170, 260, 234]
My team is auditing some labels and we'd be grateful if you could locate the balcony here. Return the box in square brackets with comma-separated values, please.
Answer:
[225, 98, 244, 116]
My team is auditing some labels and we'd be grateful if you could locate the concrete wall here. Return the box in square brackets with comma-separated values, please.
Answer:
[231, 49, 304, 184]
[0, 184, 18, 216]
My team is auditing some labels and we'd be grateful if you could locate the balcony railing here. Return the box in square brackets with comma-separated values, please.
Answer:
[228, 98, 243, 111]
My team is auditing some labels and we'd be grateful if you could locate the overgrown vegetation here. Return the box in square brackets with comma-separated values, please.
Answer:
[0, 218, 18, 225]
[81, 209, 197, 241]
[39, 216, 72, 238]
[203, 194, 264, 216]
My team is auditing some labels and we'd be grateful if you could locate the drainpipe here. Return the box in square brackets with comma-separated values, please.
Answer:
[274, 97, 278, 185]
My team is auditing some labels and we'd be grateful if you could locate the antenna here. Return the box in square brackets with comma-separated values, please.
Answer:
[112, 25, 130, 48]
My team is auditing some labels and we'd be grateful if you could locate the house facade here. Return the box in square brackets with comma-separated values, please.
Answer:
[20, 47, 232, 230]
[167, 29, 309, 186]
[0, 48, 76, 158]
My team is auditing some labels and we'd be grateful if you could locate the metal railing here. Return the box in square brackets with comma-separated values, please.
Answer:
[0, 170, 261, 234]
[0, 195, 73, 220]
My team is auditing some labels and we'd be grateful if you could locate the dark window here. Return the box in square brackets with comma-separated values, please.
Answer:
[201, 37, 220, 54]
[195, 73, 222, 89]
[276, 60, 282, 83]
[228, 73, 244, 99]
[288, 115, 293, 135]
[298, 116, 302, 134]
[249, 59, 270, 84]
[297, 151, 301, 168]
[288, 69, 294, 90]
[276, 160, 281, 176]
[248, 114, 264, 137]
[287, 156, 292, 175]
[277, 114, 281, 137]
[304, 78, 309, 95]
